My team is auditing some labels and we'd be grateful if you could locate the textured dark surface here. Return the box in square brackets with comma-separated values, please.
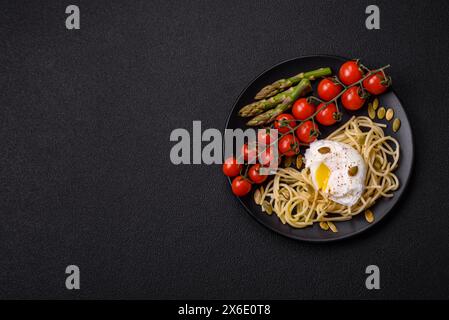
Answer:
[0, 0, 448, 299]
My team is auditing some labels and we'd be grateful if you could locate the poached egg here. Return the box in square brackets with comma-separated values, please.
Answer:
[304, 140, 367, 207]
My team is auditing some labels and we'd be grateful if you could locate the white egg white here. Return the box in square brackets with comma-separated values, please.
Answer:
[304, 140, 367, 207]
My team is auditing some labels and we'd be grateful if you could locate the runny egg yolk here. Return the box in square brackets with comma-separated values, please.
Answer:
[316, 162, 331, 191]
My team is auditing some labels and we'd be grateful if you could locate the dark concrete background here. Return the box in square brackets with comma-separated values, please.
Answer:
[0, 0, 448, 299]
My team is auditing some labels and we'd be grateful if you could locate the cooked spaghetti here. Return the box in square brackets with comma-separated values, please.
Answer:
[257, 116, 400, 229]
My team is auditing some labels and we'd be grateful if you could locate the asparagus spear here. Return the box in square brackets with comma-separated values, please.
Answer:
[246, 79, 312, 126]
[239, 67, 331, 117]
[255, 67, 332, 100]
[239, 86, 297, 118]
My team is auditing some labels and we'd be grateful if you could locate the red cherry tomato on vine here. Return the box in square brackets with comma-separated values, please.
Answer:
[274, 113, 295, 134]
[222, 157, 242, 177]
[231, 176, 252, 197]
[292, 98, 315, 120]
[362, 72, 390, 95]
[341, 86, 366, 111]
[278, 134, 299, 157]
[295, 121, 319, 143]
[338, 60, 363, 85]
[248, 164, 268, 184]
[241, 143, 257, 163]
[259, 146, 277, 167]
[317, 78, 343, 101]
[316, 103, 338, 126]
[258, 128, 276, 145]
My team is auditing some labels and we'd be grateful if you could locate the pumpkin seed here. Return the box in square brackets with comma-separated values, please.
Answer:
[319, 221, 329, 231]
[284, 156, 294, 167]
[373, 158, 382, 170]
[327, 221, 338, 233]
[318, 147, 330, 154]
[358, 135, 366, 145]
[262, 201, 273, 214]
[296, 155, 303, 169]
[372, 98, 379, 110]
[377, 107, 386, 119]
[280, 188, 290, 201]
[392, 118, 401, 132]
[386, 108, 394, 121]
[368, 103, 376, 119]
[348, 166, 358, 176]
[253, 189, 262, 205]
[365, 209, 374, 223]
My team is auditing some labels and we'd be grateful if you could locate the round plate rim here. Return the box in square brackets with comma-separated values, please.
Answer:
[224, 54, 414, 242]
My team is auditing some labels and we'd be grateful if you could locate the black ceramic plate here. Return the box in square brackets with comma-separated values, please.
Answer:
[225, 55, 414, 242]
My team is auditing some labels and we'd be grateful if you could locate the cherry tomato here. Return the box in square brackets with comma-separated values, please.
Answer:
[295, 121, 319, 143]
[292, 98, 315, 120]
[338, 60, 363, 85]
[258, 128, 276, 145]
[316, 103, 338, 126]
[317, 78, 343, 101]
[362, 72, 390, 95]
[222, 157, 242, 177]
[278, 134, 299, 157]
[341, 86, 366, 111]
[259, 146, 277, 167]
[248, 164, 268, 184]
[231, 176, 252, 197]
[274, 113, 295, 134]
[241, 143, 257, 163]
